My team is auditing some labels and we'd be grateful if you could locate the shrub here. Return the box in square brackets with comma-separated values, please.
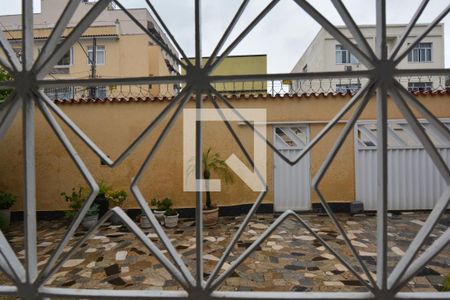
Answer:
[0, 191, 17, 210]
[164, 208, 178, 216]
[150, 197, 173, 211]
[60, 187, 87, 219]
[107, 190, 127, 207]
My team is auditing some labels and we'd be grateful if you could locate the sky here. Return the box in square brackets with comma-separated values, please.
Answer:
[0, 0, 449, 72]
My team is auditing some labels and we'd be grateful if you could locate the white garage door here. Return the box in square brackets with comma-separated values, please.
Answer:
[273, 125, 311, 211]
[355, 120, 450, 210]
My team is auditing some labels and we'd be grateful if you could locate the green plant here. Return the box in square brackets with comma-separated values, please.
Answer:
[0, 68, 12, 103]
[0, 191, 17, 210]
[150, 197, 173, 211]
[202, 148, 233, 210]
[443, 274, 450, 291]
[164, 208, 178, 216]
[60, 187, 89, 219]
[98, 180, 112, 197]
[107, 190, 127, 207]
[85, 204, 99, 217]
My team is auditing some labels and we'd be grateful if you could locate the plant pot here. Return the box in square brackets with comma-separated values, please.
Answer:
[82, 214, 98, 230]
[109, 213, 122, 225]
[140, 214, 152, 229]
[0, 209, 11, 229]
[203, 207, 219, 226]
[153, 209, 165, 225]
[164, 213, 179, 228]
[94, 196, 109, 218]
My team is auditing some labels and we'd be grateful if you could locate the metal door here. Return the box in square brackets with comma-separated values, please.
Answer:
[355, 120, 450, 210]
[273, 125, 311, 211]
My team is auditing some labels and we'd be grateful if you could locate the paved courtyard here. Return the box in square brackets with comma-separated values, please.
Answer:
[1, 212, 449, 294]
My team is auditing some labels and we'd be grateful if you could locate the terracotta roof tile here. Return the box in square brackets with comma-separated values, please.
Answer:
[54, 89, 450, 105]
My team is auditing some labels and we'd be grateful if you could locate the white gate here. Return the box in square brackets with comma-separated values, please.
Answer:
[273, 125, 311, 211]
[355, 120, 450, 210]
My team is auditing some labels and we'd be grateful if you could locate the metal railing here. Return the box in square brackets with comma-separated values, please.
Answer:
[42, 75, 450, 101]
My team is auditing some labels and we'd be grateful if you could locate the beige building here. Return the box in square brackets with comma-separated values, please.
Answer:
[0, 0, 180, 99]
[291, 24, 445, 93]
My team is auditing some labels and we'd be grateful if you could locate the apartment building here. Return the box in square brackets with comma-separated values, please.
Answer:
[291, 24, 445, 93]
[0, 0, 180, 99]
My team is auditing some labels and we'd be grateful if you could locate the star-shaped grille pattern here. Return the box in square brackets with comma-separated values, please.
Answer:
[0, 0, 448, 299]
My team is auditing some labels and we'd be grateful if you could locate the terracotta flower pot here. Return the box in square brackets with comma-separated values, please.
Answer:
[203, 207, 219, 226]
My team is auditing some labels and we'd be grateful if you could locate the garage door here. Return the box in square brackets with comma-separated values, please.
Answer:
[355, 120, 450, 210]
[273, 125, 311, 211]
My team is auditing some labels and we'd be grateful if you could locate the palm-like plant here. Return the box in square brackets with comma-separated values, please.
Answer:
[202, 148, 233, 210]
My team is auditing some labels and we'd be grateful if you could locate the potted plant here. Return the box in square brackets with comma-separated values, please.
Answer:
[81, 204, 99, 230]
[94, 180, 112, 218]
[164, 208, 179, 228]
[107, 190, 127, 225]
[202, 148, 233, 226]
[0, 191, 16, 228]
[149, 197, 173, 225]
[61, 187, 99, 230]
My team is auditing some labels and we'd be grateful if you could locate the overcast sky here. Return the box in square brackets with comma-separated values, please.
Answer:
[0, 0, 449, 72]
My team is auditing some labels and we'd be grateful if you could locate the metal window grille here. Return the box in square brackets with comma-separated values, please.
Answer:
[408, 42, 432, 62]
[0, 0, 449, 299]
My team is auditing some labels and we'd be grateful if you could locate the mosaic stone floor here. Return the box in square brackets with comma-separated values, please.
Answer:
[1, 212, 449, 294]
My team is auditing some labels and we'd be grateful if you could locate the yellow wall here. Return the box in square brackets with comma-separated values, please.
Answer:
[0, 93, 448, 212]
[183, 55, 267, 94]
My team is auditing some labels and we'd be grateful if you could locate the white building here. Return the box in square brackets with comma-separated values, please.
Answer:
[291, 24, 445, 93]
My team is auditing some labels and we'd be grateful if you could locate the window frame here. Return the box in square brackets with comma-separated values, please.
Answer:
[335, 44, 359, 65]
[407, 42, 432, 63]
[87, 45, 106, 65]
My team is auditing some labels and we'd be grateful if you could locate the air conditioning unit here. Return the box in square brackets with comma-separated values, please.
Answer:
[344, 65, 352, 72]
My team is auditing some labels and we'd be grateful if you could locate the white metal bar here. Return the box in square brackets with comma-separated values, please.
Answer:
[144, 0, 192, 68]
[393, 5, 450, 65]
[292, 0, 373, 68]
[37, 0, 112, 78]
[387, 89, 450, 289]
[0, 29, 20, 73]
[113, 0, 187, 69]
[0, 92, 20, 141]
[23, 94, 37, 284]
[389, 0, 429, 61]
[394, 226, 450, 292]
[22, 0, 34, 72]
[33, 0, 81, 71]
[130, 86, 196, 287]
[209, 0, 280, 72]
[330, 0, 376, 60]
[204, 0, 250, 70]
[194, 0, 204, 287]
[311, 82, 378, 291]
[0, 231, 25, 283]
[34, 97, 101, 286]
[394, 81, 450, 142]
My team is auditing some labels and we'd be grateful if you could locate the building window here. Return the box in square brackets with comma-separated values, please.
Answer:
[87, 45, 105, 65]
[44, 87, 74, 100]
[407, 42, 432, 63]
[336, 83, 361, 93]
[13, 48, 23, 62]
[407, 82, 432, 92]
[55, 48, 73, 67]
[335, 45, 359, 64]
